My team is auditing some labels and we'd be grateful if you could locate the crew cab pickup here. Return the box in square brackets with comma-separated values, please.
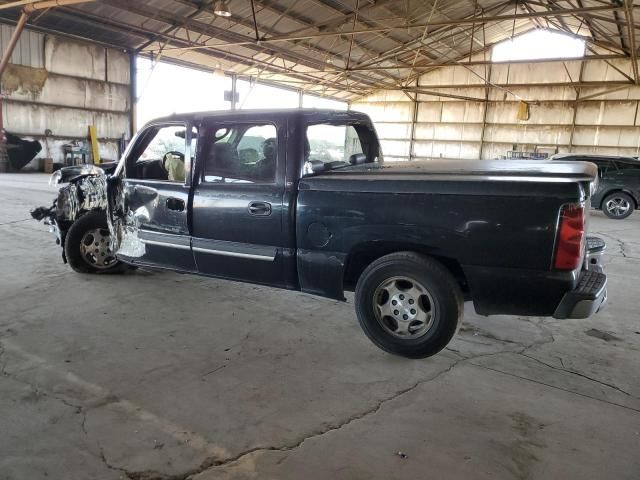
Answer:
[32, 109, 607, 358]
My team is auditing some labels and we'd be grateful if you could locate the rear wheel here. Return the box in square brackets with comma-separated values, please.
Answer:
[355, 252, 463, 358]
[602, 192, 634, 219]
[64, 210, 124, 273]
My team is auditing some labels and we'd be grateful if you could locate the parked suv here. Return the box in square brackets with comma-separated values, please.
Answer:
[551, 154, 640, 219]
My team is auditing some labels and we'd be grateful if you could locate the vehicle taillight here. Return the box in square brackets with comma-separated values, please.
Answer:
[554, 203, 585, 270]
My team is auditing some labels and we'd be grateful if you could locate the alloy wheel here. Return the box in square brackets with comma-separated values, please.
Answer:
[372, 276, 436, 339]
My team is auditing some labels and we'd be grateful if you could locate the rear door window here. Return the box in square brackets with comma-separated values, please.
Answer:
[202, 124, 277, 184]
[306, 124, 363, 166]
[303, 123, 380, 175]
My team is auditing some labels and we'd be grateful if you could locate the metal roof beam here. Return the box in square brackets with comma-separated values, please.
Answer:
[623, 0, 639, 84]
[144, 4, 628, 52]
[56, 4, 368, 94]
[0, 0, 93, 11]
[103, 0, 386, 91]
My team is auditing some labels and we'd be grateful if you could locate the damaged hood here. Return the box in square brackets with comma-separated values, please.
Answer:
[50, 163, 118, 185]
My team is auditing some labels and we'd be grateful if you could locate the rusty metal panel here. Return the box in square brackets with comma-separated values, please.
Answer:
[0, 24, 44, 68]
[106, 49, 130, 85]
[575, 101, 637, 126]
[352, 101, 413, 123]
[4, 102, 128, 138]
[1, 27, 131, 171]
[483, 124, 572, 145]
[415, 102, 444, 122]
[491, 61, 582, 84]
[380, 139, 410, 157]
[45, 35, 106, 81]
[4, 73, 129, 112]
[375, 122, 412, 140]
[413, 140, 480, 160]
[488, 86, 577, 102]
[573, 126, 640, 148]
[582, 59, 633, 83]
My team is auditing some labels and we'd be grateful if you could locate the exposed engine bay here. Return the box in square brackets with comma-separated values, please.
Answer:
[31, 168, 111, 263]
[31, 162, 162, 267]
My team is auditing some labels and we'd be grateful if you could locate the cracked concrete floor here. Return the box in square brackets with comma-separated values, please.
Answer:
[1, 173, 639, 480]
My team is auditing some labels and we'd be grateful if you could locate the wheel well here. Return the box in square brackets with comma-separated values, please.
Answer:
[599, 189, 638, 209]
[343, 243, 469, 296]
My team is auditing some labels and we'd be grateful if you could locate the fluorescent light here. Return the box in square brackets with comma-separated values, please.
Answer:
[213, 0, 231, 17]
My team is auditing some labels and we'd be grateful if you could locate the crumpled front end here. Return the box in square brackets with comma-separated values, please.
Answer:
[105, 179, 151, 259]
[31, 169, 110, 263]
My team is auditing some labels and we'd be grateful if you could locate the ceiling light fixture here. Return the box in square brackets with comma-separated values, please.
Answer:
[212, 63, 225, 79]
[213, 0, 231, 17]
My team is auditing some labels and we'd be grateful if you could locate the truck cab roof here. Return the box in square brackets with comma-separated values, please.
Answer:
[143, 108, 372, 127]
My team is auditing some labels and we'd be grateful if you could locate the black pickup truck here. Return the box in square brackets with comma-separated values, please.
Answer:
[33, 109, 607, 358]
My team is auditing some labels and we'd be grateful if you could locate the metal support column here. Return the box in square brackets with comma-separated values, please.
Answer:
[479, 64, 492, 160]
[128, 50, 137, 137]
[231, 74, 237, 110]
[409, 93, 419, 161]
[568, 60, 585, 153]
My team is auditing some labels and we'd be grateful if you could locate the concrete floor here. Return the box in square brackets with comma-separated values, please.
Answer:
[0, 173, 638, 480]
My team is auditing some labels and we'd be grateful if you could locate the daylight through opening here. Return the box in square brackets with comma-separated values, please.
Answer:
[492, 29, 585, 62]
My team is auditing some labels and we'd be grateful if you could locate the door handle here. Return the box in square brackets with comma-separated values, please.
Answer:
[166, 197, 185, 212]
[248, 201, 272, 216]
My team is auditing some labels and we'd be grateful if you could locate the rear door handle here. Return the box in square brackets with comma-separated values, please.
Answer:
[166, 197, 185, 212]
[248, 201, 272, 216]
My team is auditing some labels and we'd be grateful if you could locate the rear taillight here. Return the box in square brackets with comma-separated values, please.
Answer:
[554, 204, 585, 270]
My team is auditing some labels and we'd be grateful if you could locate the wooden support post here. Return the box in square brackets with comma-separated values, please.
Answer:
[89, 125, 100, 164]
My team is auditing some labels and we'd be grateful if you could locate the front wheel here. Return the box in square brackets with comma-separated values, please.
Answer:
[355, 252, 463, 358]
[602, 192, 634, 219]
[64, 210, 124, 273]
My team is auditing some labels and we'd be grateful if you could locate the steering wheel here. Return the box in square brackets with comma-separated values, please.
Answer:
[162, 151, 185, 170]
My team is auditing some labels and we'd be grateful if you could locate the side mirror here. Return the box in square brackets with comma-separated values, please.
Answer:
[349, 153, 367, 165]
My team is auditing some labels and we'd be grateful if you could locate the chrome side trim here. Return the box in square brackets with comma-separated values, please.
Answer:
[191, 237, 277, 261]
[191, 246, 274, 261]
[141, 239, 191, 251]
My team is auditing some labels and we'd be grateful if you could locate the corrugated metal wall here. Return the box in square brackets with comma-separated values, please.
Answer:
[353, 53, 640, 161]
[0, 24, 131, 169]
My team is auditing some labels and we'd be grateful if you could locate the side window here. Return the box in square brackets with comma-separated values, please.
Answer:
[303, 123, 381, 176]
[305, 124, 363, 167]
[615, 161, 640, 172]
[128, 125, 187, 182]
[591, 160, 612, 176]
[203, 124, 277, 183]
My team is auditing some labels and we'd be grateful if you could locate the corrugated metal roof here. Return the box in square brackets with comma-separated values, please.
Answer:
[0, 0, 635, 101]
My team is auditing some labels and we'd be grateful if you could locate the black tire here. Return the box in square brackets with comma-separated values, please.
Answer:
[355, 252, 463, 359]
[602, 192, 635, 220]
[64, 210, 125, 274]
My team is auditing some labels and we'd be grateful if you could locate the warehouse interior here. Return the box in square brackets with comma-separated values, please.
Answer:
[0, 1, 639, 479]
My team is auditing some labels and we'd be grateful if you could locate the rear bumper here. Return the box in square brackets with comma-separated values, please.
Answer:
[465, 235, 607, 318]
[584, 235, 605, 274]
[553, 268, 607, 320]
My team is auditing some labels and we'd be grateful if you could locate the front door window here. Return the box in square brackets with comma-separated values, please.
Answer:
[128, 125, 187, 183]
